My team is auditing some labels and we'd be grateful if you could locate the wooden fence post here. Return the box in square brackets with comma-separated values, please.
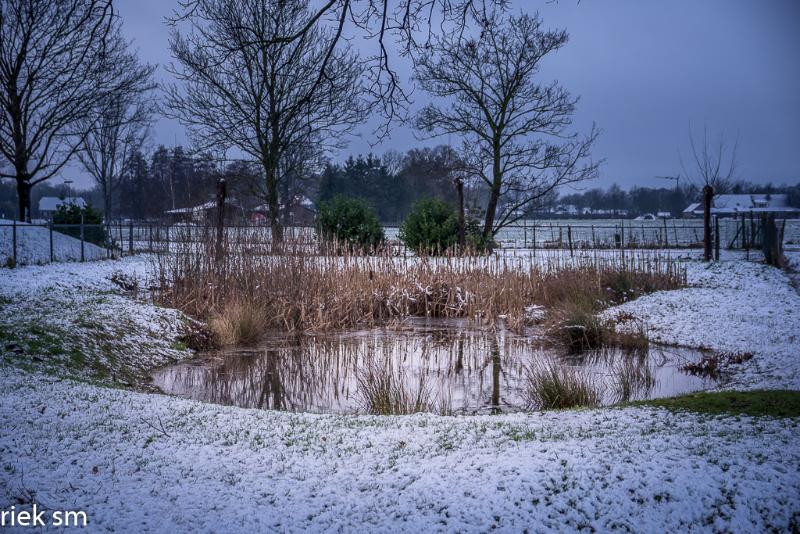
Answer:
[80, 211, 85, 262]
[567, 225, 574, 257]
[12, 220, 17, 266]
[49, 222, 54, 262]
[215, 178, 227, 262]
[702, 185, 714, 262]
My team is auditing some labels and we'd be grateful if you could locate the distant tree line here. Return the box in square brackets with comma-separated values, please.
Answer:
[113, 144, 474, 223]
[0, 143, 471, 223]
[6, 148, 796, 224]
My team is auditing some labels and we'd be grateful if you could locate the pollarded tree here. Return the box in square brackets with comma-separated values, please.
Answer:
[414, 13, 600, 245]
[166, 0, 367, 245]
[0, 0, 125, 221]
[680, 125, 737, 261]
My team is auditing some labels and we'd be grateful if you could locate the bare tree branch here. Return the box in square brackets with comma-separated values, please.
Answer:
[171, 0, 508, 142]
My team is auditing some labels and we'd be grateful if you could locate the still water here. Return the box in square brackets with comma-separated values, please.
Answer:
[152, 319, 715, 415]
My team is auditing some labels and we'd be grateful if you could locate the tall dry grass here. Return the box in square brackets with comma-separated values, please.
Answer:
[152, 228, 686, 336]
[355, 359, 436, 415]
[524, 360, 603, 410]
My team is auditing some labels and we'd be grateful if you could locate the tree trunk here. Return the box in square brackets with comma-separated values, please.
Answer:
[103, 184, 112, 224]
[482, 140, 503, 250]
[15, 177, 30, 222]
[702, 184, 714, 262]
[264, 158, 283, 250]
[482, 183, 501, 249]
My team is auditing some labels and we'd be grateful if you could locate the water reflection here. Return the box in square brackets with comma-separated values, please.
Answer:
[152, 319, 716, 415]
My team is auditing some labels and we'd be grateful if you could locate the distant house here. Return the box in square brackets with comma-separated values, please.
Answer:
[38, 196, 87, 220]
[682, 194, 799, 218]
[552, 204, 579, 216]
[164, 199, 247, 224]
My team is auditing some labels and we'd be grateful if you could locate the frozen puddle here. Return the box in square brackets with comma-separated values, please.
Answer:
[152, 319, 716, 414]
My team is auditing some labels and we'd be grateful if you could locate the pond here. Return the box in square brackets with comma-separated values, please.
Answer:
[152, 318, 717, 415]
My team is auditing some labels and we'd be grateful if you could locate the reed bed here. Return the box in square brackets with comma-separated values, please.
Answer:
[151, 229, 686, 343]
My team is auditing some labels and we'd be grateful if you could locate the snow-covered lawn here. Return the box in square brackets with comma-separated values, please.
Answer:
[1, 253, 799, 531]
[0, 219, 106, 266]
[0, 257, 189, 383]
[1, 369, 798, 532]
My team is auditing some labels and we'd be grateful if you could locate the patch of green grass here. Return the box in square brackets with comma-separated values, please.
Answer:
[170, 340, 188, 352]
[631, 390, 800, 418]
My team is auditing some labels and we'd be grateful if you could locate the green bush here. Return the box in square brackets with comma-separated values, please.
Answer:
[400, 198, 494, 255]
[399, 198, 459, 255]
[52, 203, 107, 246]
[316, 196, 385, 253]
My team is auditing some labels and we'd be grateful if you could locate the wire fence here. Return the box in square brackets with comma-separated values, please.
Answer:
[1, 217, 798, 267]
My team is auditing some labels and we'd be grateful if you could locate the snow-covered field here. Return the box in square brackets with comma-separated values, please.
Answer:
[1, 253, 799, 532]
[0, 219, 106, 265]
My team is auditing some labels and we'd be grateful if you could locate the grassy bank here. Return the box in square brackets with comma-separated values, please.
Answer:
[631, 390, 800, 418]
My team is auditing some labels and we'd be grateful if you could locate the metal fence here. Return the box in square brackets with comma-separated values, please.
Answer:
[2, 217, 798, 266]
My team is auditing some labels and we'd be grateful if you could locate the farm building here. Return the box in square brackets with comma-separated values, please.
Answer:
[683, 194, 799, 218]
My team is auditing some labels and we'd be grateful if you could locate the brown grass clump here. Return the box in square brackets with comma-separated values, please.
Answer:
[152, 229, 686, 335]
[524, 360, 603, 410]
[207, 300, 267, 346]
[356, 360, 434, 415]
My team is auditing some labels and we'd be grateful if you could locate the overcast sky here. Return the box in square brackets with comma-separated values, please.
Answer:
[65, 0, 800, 191]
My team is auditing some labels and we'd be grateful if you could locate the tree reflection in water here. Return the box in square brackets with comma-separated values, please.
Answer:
[152, 319, 716, 414]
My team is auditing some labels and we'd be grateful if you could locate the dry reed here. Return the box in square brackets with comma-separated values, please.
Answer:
[151, 228, 686, 336]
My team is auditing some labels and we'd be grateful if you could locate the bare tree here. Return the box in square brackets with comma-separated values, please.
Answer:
[414, 13, 600, 244]
[680, 125, 738, 261]
[0, 0, 124, 221]
[173, 0, 508, 139]
[166, 0, 367, 245]
[76, 37, 157, 223]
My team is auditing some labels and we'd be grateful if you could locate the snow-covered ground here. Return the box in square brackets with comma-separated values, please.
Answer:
[0, 219, 106, 265]
[606, 257, 800, 390]
[1, 369, 798, 532]
[1, 254, 799, 532]
[0, 257, 189, 384]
